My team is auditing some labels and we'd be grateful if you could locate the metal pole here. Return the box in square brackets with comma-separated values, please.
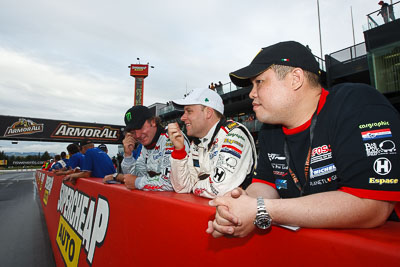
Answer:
[317, 0, 323, 60]
[351, 6, 356, 58]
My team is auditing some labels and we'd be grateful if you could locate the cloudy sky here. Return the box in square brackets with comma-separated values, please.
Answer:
[0, 0, 382, 157]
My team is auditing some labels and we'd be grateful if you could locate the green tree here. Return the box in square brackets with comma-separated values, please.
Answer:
[41, 151, 51, 161]
[0, 151, 6, 160]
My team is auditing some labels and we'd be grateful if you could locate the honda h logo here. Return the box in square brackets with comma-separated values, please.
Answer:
[373, 157, 392, 175]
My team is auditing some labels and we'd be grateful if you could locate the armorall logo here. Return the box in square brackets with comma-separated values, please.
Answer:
[4, 118, 44, 137]
[51, 123, 119, 141]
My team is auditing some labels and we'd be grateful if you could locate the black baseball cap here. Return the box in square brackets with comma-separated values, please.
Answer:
[79, 139, 93, 148]
[229, 41, 320, 87]
[98, 144, 108, 152]
[124, 105, 153, 131]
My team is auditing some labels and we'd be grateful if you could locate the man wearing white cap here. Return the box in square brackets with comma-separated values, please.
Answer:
[168, 88, 257, 198]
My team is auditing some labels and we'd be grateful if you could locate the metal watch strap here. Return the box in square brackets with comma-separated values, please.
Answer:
[256, 197, 268, 217]
[113, 173, 118, 181]
[254, 196, 272, 230]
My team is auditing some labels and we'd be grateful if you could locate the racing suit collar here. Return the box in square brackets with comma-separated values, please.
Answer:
[197, 120, 220, 148]
[144, 124, 164, 150]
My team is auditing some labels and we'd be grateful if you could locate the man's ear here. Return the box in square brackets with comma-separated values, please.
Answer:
[205, 106, 214, 119]
[150, 118, 157, 127]
[291, 68, 304, 91]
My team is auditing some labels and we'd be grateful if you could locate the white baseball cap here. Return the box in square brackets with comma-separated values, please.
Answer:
[172, 88, 224, 114]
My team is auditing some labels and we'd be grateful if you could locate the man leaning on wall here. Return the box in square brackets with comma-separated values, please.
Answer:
[103, 105, 190, 191]
[207, 41, 400, 238]
[168, 88, 257, 198]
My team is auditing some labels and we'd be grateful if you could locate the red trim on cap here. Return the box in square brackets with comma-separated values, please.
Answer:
[283, 88, 329, 135]
[252, 178, 276, 189]
[171, 147, 187, 160]
[338, 187, 400, 201]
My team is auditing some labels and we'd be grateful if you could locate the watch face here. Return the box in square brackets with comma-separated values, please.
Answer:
[255, 214, 272, 229]
[259, 218, 272, 229]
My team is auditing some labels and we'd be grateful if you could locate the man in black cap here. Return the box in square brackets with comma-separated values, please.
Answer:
[64, 139, 115, 184]
[207, 41, 400, 238]
[103, 105, 190, 191]
[98, 144, 108, 153]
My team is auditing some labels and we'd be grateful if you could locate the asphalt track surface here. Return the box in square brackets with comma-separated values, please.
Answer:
[0, 171, 56, 267]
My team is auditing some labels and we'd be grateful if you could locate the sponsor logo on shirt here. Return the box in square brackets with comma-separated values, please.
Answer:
[193, 188, 206, 196]
[213, 167, 226, 183]
[273, 171, 288, 177]
[226, 132, 245, 141]
[369, 178, 399, 185]
[275, 179, 287, 189]
[310, 175, 337, 186]
[209, 177, 219, 195]
[359, 121, 390, 129]
[311, 145, 332, 164]
[310, 164, 337, 179]
[361, 128, 392, 141]
[271, 163, 288, 170]
[225, 157, 238, 168]
[221, 145, 242, 159]
[223, 138, 244, 148]
[268, 153, 286, 161]
[209, 150, 218, 160]
[364, 140, 397, 157]
[373, 157, 392, 175]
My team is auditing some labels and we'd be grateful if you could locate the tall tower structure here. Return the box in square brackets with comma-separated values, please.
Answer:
[129, 63, 149, 106]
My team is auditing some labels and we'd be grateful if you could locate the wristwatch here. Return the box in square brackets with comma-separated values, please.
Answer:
[112, 172, 119, 181]
[253, 197, 272, 230]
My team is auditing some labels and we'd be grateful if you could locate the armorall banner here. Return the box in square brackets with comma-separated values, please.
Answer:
[0, 115, 124, 144]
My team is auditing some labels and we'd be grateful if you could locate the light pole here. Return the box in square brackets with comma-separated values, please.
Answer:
[317, 0, 323, 60]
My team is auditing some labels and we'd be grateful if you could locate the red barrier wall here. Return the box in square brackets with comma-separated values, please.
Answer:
[35, 170, 400, 267]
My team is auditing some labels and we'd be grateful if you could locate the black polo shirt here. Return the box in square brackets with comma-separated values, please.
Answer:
[253, 83, 400, 221]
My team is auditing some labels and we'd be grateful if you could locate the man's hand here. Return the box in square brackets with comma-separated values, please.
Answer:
[64, 174, 78, 185]
[167, 122, 185, 150]
[207, 194, 257, 238]
[206, 188, 248, 238]
[123, 133, 137, 157]
[103, 174, 114, 183]
[124, 174, 138, 189]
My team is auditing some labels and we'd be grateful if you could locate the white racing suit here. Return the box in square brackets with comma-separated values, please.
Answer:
[122, 126, 190, 191]
[170, 120, 257, 198]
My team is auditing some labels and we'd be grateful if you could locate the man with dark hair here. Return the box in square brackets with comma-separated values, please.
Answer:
[49, 153, 67, 171]
[98, 144, 108, 153]
[60, 151, 69, 166]
[168, 88, 257, 198]
[207, 41, 400, 238]
[54, 143, 84, 175]
[64, 139, 115, 184]
[103, 105, 190, 191]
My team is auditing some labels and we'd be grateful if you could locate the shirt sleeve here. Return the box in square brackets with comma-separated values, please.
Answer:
[121, 155, 137, 175]
[253, 126, 276, 188]
[135, 134, 190, 191]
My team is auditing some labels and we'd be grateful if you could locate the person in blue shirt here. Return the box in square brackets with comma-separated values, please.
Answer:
[60, 151, 69, 166]
[49, 155, 65, 171]
[54, 143, 84, 176]
[64, 139, 116, 185]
